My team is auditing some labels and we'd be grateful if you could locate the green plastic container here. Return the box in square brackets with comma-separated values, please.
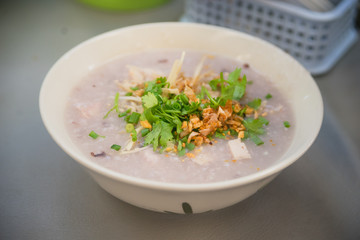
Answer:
[79, 0, 170, 11]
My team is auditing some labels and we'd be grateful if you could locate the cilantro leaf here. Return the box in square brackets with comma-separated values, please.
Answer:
[243, 118, 266, 135]
[219, 68, 247, 101]
[247, 98, 262, 110]
[142, 92, 159, 109]
[249, 133, 264, 146]
[201, 86, 220, 108]
[144, 77, 167, 96]
[186, 142, 196, 151]
[227, 68, 241, 84]
[144, 121, 162, 150]
[243, 117, 268, 145]
[258, 116, 269, 126]
[159, 121, 174, 148]
[178, 148, 186, 156]
[209, 79, 220, 91]
[143, 108, 159, 124]
[177, 141, 183, 151]
[173, 116, 182, 134]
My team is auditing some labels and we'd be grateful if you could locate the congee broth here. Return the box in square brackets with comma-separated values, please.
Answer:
[65, 50, 294, 183]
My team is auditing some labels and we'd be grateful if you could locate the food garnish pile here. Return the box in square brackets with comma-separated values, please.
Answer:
[89, 53, 290, 159]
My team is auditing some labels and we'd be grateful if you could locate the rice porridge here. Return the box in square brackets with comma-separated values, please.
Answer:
[65, 50, 294, 183]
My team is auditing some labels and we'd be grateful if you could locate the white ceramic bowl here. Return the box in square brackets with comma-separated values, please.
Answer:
[39, 22, 323, 214]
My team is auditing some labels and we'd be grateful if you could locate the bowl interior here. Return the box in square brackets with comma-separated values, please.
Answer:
[40, 22, 323, 189]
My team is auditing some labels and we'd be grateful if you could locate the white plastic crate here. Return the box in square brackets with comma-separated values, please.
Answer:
[183, 0, 358, 75]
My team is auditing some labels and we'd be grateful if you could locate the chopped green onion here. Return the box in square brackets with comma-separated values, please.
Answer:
[118, 109, 131, 118]
[103, 92, 120, 119]
[125, 92, 133, 96]
[140, 128, 150, 137]
[131, 129, 137, 142]
[127, 112, 141, 124]
[89, 130, 104, 139]
[283, 121, 291, 128]
[125, 124, 134, 133]
[180, 94, 189, 104]
[265, 93, 272, 99]
[110, 144, 121, 151]
[89, 131, 98, 139]
[130, 86, 139, 91]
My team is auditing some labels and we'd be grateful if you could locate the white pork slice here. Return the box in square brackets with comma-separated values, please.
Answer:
[228, 139, 251, 160]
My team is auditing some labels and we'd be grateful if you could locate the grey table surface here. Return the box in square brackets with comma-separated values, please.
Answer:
[1, 0, 360, 239]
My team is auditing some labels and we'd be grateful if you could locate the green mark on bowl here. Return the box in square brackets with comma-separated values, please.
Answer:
[182, 202, 193, 214]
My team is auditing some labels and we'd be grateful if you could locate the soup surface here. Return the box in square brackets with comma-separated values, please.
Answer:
[65, 50, 294, 183]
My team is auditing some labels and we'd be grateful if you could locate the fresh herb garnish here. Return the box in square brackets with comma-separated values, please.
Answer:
[215, 130, 226, 139]
[144, 121, 162, 150]
[103, 92, 120, 119]
[103, 66, 272, 155]
[111, 144, 121, 151]
[142, 92, 158, 108]
[243, 117, 268, 145]
[265, 93, 272, 99]
[213, 69, 247, 102]
[283, 121, 291, 128]
[186, 142, 196, 151]
[118, 109, 131, 117]
[127, 112, 141, 124]
[144, 77, 168, 95]
[178, 148, 186, 156]
[229, 129, 238, 136]
[140, 128, 150, 137]
[125, 123, 134, 133]
[131, 129, 137, 142]
[247, 98, 262, 110]
[89, 130, 105, 139]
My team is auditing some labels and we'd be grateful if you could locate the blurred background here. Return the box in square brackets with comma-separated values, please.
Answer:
[1, 1, 359, 239]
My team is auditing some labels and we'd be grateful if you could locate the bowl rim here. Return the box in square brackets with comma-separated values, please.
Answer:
[39, 22, 323, 192]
